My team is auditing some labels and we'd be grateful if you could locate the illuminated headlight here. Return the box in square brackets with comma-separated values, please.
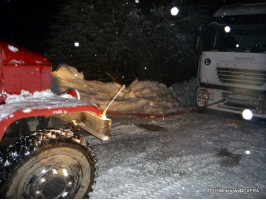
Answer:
[242, 109, 253, 120]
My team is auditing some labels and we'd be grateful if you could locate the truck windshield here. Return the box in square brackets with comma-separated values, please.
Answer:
[203, 15, 266, 53]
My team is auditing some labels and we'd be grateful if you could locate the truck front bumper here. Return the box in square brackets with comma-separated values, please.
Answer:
[58, 111, 111, 141]
[197, 87, 266, 119]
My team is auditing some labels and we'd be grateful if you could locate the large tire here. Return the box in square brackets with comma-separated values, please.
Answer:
[0, 129, 97, 199]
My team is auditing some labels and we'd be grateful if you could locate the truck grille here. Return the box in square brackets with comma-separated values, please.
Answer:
[217, 67, 266, 86]
[223, 94, 260, 108]
[221, 92, 265, 113]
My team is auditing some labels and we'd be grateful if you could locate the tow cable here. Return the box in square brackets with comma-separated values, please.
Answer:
[102, 85, 226, 118]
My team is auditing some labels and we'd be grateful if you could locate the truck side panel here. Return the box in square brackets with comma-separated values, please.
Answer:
[0, 103, 109, 141]
[2, 65, 51, 94]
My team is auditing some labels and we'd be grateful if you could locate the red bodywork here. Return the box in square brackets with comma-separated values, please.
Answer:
[0, 41, 51, 95]
[0, 103, 102, 141]
[0, 41, 110, 141]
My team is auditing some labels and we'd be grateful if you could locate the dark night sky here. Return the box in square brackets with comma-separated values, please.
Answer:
[0, 1, 214, 42]
[1, 0, 265, 52]
[0, 0, 196, 51]
[0, 0, 63, 51]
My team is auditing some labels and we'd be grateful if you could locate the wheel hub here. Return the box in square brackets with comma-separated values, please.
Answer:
[22, 164, 78, 198]
[4, 133, 96, 199]
[42, 177, 67, 199]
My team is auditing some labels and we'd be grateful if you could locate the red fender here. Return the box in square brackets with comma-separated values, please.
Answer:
[61, 89, 80, 100]
[0, 97, 102, 141]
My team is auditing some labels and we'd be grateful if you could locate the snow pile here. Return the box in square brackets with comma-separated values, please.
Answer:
[52, 65, 196, 114]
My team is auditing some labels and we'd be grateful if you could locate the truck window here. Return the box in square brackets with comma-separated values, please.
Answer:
[203, 15, 266, 53]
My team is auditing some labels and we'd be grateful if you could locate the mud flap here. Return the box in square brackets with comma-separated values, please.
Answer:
[58, 112, 111, 141]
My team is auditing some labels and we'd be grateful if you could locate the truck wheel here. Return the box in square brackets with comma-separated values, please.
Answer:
[0, 129, 97, 199]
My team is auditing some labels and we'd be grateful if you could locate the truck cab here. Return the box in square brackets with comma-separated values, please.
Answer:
[0, 41, 51, 98]
[196, 3, 266, 119]
[0, 41, 111, 198]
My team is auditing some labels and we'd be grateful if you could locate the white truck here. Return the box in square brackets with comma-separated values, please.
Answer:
[196, 2, 266, 119]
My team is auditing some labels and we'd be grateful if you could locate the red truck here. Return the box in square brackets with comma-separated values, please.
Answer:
[0, 41, 111, 198]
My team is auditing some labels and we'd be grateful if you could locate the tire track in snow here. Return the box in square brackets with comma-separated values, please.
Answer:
[89, 113, 266, 198]
[91, 153, 219, 198]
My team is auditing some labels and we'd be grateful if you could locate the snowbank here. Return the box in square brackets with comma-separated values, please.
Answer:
[52, 65, 196, 114]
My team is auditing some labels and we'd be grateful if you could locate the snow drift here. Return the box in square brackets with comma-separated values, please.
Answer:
[52, 65, 197, 114]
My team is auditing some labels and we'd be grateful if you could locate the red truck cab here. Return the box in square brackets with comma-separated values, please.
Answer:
[0, 41, 111, 198]
[0, 41, 51, 100]
[0, 41, 111, 142]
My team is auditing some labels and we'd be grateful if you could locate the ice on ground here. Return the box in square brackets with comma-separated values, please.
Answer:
[52, 65, 197, 114]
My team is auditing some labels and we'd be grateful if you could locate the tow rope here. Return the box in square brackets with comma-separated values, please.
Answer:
[102, 85, 226, 118]
[104, 99, 225, 118]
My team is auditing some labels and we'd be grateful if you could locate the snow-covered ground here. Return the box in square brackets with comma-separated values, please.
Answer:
[1, 64, 264, 198]
[52, 65, 197, 114]
[86, 113, 265, 199]
[52, 65, 264, 198]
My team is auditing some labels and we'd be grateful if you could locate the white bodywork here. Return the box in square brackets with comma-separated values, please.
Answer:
[197, 51, 266, 118]
[213, 3, 266, 17]
[199, 51, 266, 91]
[197, 3, 266, 119]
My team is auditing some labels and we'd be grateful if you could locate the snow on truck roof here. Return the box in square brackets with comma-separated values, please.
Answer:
[0, 41, 51, 65]
[213, 3, 266, 17]
[0, 90, 93, 122]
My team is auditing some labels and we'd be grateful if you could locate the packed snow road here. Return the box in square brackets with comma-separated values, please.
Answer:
[86, 112, 265, 199]
[51, 65, 265, 198]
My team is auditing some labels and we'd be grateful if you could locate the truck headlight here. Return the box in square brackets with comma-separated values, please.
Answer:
[197, 91, 210, 100]
[242, 109, 253, 120]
